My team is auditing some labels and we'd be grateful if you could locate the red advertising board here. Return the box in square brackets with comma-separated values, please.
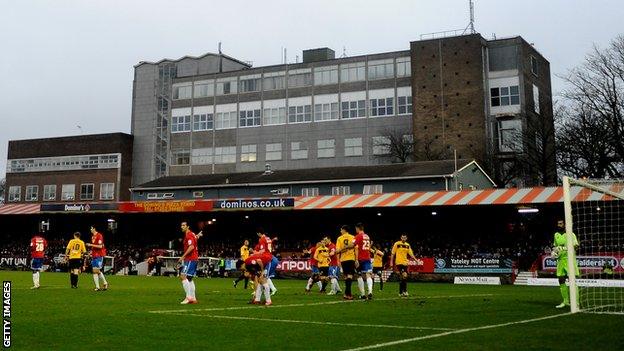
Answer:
[408, 257, 435, 273]
[278, 259, 311, 272]
[119, 200, 213, 213]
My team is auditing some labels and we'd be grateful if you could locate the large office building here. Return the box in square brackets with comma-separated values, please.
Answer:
[131, 33, 556, 189]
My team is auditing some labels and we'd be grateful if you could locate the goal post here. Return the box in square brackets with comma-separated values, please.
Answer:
[562, 176, 624, 314]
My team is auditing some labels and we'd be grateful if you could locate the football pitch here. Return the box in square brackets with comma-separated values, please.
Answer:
[5, 271, 623, 350]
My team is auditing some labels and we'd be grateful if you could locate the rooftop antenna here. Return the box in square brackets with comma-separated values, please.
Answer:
[218, 42, 222, 54]
[295, 55, 299, 63]
[462, 0, 476, 34]
[77, 125, 83, 134]
[218, 41, 223, 73]
[341, 46, 347, 58]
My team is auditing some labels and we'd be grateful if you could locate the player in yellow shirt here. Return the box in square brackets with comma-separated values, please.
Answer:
[370, 242, 385, 291]
[314, 241, 331, 293]
[335, 225, 356, 300]
[65, 232, 86, 289]
[390, 233, 416, 297]
[234, 240, 252, 289]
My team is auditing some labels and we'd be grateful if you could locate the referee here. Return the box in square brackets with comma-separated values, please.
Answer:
[65, 232, 86, 288]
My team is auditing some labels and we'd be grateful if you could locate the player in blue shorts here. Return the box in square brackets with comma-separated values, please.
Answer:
[264, 255, 279, 295]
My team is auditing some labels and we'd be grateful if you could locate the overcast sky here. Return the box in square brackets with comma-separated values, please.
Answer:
[1, 0, 622, 178]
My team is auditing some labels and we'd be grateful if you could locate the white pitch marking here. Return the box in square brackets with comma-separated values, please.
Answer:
[173, 313, 456, 331]
[339, 312, 573, 351]
[148, 293, 494, 314]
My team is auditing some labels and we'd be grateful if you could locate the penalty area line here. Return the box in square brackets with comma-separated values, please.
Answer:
[148, 293, 495, 314]
[338, 312, 574, 351]
[171, 312, 456, 331]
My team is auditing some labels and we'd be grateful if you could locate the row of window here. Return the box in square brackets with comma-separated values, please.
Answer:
[171, 136, 409, 165]
[7, 183, 115, 202]
[172, 57, 411, 99]
[171, 96, 412, 132]
[7, 154, 121, 174]
[289, 184, 383, 197]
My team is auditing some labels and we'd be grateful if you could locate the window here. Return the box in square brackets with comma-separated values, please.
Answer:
[340, 62, 365, 82]
[498, 119, 522, 152]
[193, 81, 214, 98]
[172, 150, 190, 165]
[240, 75, 261, 93]
[314, 65, 338, 85]
[368, 59, 394, 80]
[100, 183, 114, 200]
[533, 84, 540, 114]
[192, 148, 213, 165]
[301, 187, 319, 196]
[43, 185, 56, 201]
[216, 78, 238, 95]
[291, 142, 308, 160]
[288, 69, 312, 88]
[172, 115, 191, 133]
[193, 113, 213, 131]
[8, 154, 121, 173]
[263, 107, 286, 125]
[25, 185, 38, 201]
[345, 138, 363, 156]
[396, 57, 411, 77]
[363, 184, 383, 195]
[397, 95, 412, 115]
[172, 84, 192, 100]
[490, 86, 520, 107]
[531, 56, 539, 76]
[61, 184, 75, 201]
[266, 143, 282, 161]
[370, 97, 394, 116]
[288, 105, 312, 123]
[331, 186, 350, 195]
[341, 100, 366, 119]
[373, 136, 391, 155]
[317, 139, 335, 158]
[239, 109, 261, 127]
[215, 111, 237, 129]
[263, 71, 286, 90]
[241, 144, 257, 162]
[80, 184, 94, 200]
[214, 146, 236, 164]
[314, 103, 339, 121]
[8, 186, 21, 202]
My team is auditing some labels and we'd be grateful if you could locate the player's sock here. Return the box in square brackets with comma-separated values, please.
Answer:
[321, 280, 328, 291]
[366, 276, 373, 294]
[254, 284, 262, 301]
[560, 284, 569, 304]
[306, 277, 313, 290]
[399, 279, 406, 294]
[70, 273, 77, 287]
[33, 271, 39, 286]
[357, 276, 365, 296]
[99, 272, 108, 286]
[263, 283, 271, 303]
[268, 278, 276, 293]
[244, 277, 249, 289]
[189, 281, 196, 300]
[345, 278, 352, 296]
[379, 274, 384, 290]
[93, 274, 100, 289]
[182, 279, 190, 298]
[317, 280, 323, 291]
[330, 278, 337, 292]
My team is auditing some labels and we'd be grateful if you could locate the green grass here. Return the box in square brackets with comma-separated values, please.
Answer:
[4, 271, 623, 350]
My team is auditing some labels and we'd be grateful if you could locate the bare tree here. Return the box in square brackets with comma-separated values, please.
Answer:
[557, 34, 624, 178]
[374, 129, 449, 163]
[0, 178, 5, 203]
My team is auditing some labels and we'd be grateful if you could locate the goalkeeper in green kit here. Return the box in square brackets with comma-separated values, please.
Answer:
[552, 219, 579, 308]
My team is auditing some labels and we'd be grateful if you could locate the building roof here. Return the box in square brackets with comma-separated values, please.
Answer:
[132, 159, 479, 191]
[134, 52, 252, 69]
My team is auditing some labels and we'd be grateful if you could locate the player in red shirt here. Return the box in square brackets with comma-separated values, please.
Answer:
[305, 242, 323, 292]
[178, 221, 203, 304]
[353, 223, 374, 299]
[324, 236, 342, 295]
[244, 252, 273, 306]
[254, 228, 278, 295]
[29, 233, 47, 289]
[86, 225, 108, 291]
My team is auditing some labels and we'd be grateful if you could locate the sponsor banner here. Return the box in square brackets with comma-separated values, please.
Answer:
[0, 257, 28, 268]
[119, 200, 213, 213]
[434, 257, 513, 274]
[408, 258, 435, 273]
[40, 203, 118, 212]
[277, 259, 312, 272]
[541, 253, 624, 273]
[454, 276, 501, 285]
[214, 198, 294, 211]
[527, 278, 624, 288]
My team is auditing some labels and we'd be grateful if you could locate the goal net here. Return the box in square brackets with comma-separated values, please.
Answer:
[563, 177, 624, 314]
